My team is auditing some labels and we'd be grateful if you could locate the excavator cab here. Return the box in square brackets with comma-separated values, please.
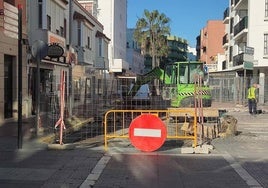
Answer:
[162, 61, 211, 107]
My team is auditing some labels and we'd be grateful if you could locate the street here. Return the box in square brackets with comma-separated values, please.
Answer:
[0, 106, 268, 188]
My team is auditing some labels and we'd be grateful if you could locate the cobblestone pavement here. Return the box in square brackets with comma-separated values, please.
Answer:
[211, 103, 268, 188]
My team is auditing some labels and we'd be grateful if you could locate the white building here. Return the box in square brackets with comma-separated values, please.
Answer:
[222, 0, 268, 103]
[97, 0, 129, 74]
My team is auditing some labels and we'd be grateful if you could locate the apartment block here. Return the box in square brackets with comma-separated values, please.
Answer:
[97, 0, 129, 74]
[165, 35, 188, 64]
[198, 20, 225, 72]
[222, 0, 268, 103]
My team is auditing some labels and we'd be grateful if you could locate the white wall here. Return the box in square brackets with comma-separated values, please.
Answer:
[98, 0, 127, 71]
[248, 0, 268, 67]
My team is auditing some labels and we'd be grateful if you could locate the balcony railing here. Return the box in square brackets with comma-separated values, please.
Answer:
[223, 7, 229, 20]
[95, 56, 109, 69]
[222, 34, 228, 46]
[234, 16, 248, 36]
[233, 52, 253, 67]
[233, 53, 244, 66]
[234, 0, 240, 6]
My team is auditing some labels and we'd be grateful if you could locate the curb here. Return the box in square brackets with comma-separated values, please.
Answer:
[47, 143, 76, 150]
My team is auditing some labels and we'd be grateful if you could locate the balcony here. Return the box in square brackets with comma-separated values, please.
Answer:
[95, 56, 109, 70]
[223, 7, 230, 24]
[233, 52, 253, 67]
[109, 59, 129, 73]
[233, 16, 248, 40]
[76, 46, 94, 66]
[222, 34, 229, 48]
[234, 0, 247, 10]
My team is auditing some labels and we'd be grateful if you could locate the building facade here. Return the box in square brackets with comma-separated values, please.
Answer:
[165, 35, 188, 65]
[27, 0, 70, 118]
[198, 20, 225, 72]
[126, 28, 144, 75]
[97, 0, 129, 74]
[222, 0, 268, 103]
[0, 0, 110, 127]
[0, 0, 28, 123]
[78, 0, 129, 75]
[70, 0, 109, 102]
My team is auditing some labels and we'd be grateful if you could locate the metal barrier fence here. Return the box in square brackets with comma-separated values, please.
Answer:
[37, 75, 223, 145]
[37, 72, 268, 145]
[104, 109, 198, 151]
[209, 74, 268, 104]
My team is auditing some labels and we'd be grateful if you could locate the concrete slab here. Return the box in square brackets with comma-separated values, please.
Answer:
[181, 147, 194, 154]
[47, 143, 75, 150]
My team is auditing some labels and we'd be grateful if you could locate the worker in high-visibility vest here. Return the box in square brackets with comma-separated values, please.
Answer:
[247, 83, 259, 115]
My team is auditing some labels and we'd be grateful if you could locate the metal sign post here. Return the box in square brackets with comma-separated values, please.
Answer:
[54, 70, 66, 145]
[31, 40, 48, 136]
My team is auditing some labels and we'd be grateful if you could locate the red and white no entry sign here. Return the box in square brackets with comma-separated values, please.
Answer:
[129, 114, 167, 152]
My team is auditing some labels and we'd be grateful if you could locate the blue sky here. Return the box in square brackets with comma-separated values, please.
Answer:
[127, 0, 228, 47]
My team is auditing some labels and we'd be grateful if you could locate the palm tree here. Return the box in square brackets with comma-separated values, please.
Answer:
[134, 9, 171, 68]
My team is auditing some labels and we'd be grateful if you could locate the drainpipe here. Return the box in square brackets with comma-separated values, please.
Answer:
[68, 0, 73, 116]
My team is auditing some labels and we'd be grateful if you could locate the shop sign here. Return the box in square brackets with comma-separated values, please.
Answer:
[243, 61, 253, 70]
[244, 46, 254, 55]
[47, 43, 64, 58]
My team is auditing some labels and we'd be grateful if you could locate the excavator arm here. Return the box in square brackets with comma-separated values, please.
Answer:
[127, 67, 170, 97]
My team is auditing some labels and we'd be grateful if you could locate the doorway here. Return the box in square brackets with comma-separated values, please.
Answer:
[4, 55, 14, 119]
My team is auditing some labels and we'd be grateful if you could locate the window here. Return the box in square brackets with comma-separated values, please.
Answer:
[229, 46, 233, 62]
[264, 0, 268, 18]
[99, 38, 103, 57]
[264, 34, 268, 55]
[78, 21, 81, 46]
[47, 15, 51, 31]
[4, 0, 15, 6]
[86, 36, 91, 49]
[60, 27, 64, 37]
[4, 55, 13, 118]
[38, 0, 43, 28]
[230, 18, 234, 34]
[64, 19, 67, 38]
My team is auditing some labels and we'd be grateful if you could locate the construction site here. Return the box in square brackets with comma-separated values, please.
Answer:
[36, 61, 268, 151]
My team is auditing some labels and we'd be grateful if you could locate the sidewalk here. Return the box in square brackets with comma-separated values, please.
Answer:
[211, 103, 268, 187]
[0, 136, 105, 188]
